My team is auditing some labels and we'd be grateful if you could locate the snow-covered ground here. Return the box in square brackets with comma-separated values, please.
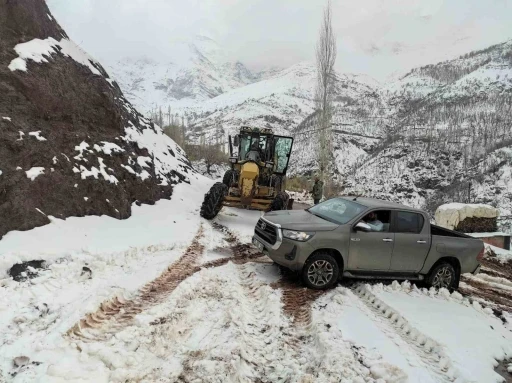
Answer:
[1, 178, 512, 382]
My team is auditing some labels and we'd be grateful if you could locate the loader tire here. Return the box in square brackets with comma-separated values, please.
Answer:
[269, 191, 289, 212]
[222, 169, 235, 187]
[200, 182, 228, 219]
[271, 175, 284, 192]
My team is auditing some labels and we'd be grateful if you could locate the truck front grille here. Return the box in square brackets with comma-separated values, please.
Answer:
[255, 219, 278, 245]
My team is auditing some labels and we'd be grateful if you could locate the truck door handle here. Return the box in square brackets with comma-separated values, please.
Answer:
[351, 238, 360, 242]
[382, 238, 393, 242]
[417, 240, 427, 244]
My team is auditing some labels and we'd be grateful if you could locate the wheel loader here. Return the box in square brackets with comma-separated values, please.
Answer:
[200, 127, 294, 219]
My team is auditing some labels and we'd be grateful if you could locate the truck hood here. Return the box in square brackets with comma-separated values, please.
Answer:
[264, 210, 339, 231]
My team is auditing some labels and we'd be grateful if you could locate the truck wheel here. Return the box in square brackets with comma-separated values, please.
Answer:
[200, 182, 228, 220]
[426, 262, 457, 291]
[269, 191, 289, 211]
[302, 252, 340, 290]
[222, 170, 234, 187]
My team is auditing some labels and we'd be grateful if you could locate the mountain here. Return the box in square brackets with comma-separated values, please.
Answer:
[109, 36, 512, 225]
[107, 36, 280, 113]
[0, 0, 193, 238]
[344, 40, 512, 220]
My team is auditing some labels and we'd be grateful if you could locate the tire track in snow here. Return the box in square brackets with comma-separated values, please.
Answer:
[68, 225, 206, 340]
[68, 223, 268, 341]
[352, 284, 461, 383]
[271, 268, 324, 326]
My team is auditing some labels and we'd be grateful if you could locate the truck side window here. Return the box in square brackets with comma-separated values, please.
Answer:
[359, 210, 391, 232]
[395, 211, 424, 234]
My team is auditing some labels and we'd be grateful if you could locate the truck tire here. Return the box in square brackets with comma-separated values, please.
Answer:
[426, 262, 457, 291]
[269, 191, 289, 211]
[200, 182, 228, 220]
[222, 169, 234, 187]
[302, 252, 340, 290]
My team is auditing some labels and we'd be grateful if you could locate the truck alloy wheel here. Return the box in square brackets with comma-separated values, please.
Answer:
[432, 265, 454, 289]
[307, 260, 333, 287]
[427, 262, 457, 290]
[302, 253, 340, 290]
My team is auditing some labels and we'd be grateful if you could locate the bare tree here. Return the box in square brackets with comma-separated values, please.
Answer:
[202, 145, 227, 175]
[315, 0, 337, 181]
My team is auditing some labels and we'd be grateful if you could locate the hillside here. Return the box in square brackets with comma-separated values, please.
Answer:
[0, 0, 193, 239]
[108, 35, 512, 223]
[343, 40, 512, 221]
[107, 36, 281, 114]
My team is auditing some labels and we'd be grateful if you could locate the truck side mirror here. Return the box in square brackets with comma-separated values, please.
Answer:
[233, 135, 239, 146]
[354, 222, 371, 232]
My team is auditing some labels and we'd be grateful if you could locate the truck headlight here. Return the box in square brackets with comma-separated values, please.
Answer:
[282, 229, 315, 241]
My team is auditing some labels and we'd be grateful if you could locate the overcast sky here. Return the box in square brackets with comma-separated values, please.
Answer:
[47, 0, 512, 80]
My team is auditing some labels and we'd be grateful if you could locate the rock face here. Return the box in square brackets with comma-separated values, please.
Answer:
[0, 0, 193, 239]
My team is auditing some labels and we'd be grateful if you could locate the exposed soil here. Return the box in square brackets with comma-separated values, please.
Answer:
[495, 359, 512, 383]
[456, 217, 498, 233]
[8, 260, 45, 281]
[460, 255, 512, 314]
[0, 0, 192, 239]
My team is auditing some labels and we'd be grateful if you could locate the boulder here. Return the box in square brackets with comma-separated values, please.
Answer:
[435, 203, 499, 232]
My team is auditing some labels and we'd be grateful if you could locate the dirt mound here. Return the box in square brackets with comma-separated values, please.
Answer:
[0, 0, 193, 239]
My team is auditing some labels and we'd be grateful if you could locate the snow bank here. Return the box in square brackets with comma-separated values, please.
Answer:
[357, 282, 512, 383]
[0, 175, 212, 279]
[8, 37, 101, 75]
[435, 203, 500, 230]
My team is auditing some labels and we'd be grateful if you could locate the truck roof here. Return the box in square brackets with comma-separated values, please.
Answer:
[339, 196, 427, 212]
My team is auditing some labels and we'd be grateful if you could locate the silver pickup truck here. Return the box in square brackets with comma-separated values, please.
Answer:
[252, 197, 484, 290]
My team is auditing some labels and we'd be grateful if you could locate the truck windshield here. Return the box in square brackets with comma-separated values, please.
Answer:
[308, 198, 366, 225]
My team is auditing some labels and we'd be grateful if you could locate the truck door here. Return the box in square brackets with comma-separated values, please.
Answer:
[389, 211, 431, 272]
[349, 210, 394, 271]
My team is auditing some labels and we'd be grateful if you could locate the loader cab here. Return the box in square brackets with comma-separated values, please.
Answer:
[229, 127, 294, 175]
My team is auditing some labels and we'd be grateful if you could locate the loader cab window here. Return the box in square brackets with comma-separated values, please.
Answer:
[273, 136, 293, 174]
[239, 134, 268, 161]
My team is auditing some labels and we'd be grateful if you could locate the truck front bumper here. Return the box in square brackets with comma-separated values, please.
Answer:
[252, 234, 313, 272]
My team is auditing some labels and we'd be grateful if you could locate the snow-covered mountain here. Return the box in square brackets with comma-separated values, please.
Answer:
[107, 35, 281, 113]
[110, 37, 512, 221]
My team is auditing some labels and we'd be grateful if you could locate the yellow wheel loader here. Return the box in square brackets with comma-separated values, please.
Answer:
[200, 127, 294, 219]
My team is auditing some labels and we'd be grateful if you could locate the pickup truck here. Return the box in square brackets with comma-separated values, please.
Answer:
[252, 196, 484, 290]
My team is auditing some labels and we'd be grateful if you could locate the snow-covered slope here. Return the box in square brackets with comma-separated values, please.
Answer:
[107, 35, 280, 113]
[110, 36, 512, 219]
[0, 0, 193, 239]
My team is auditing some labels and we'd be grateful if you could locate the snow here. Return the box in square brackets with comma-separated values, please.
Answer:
[93, 142, 124, 155]
[486, 244, 512, 263]
[2, 117, 11, 121]
[123, 121, 190, 186]
[435, 203, 500, 230]
[8, 37, 101, 76]
[0, 186, 511, 381]
[0, 170, 2, 176]
[25, 167, 45, 181]
[28, 131, 47, 141]
[357, 282, 512, 383]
